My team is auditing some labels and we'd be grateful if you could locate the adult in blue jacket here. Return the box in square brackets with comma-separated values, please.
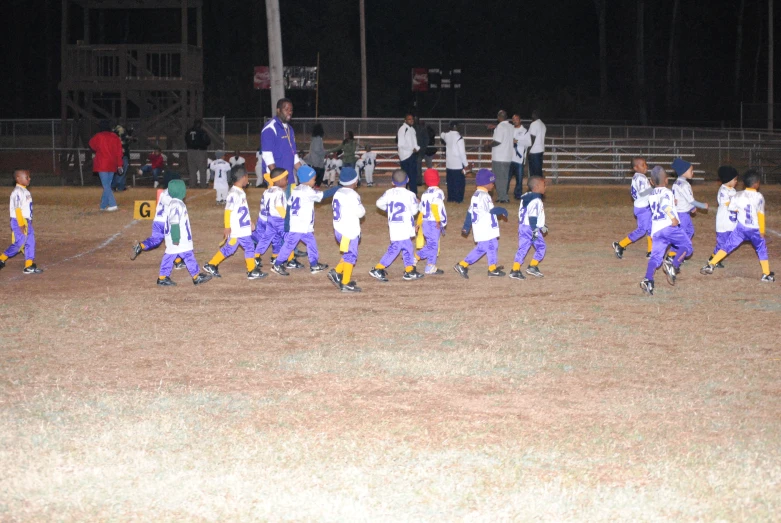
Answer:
[260, 98, 301, 184]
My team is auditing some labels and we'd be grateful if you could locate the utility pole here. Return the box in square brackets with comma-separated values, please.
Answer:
[359, 0, 368, 117]
[265, 0, 285, 115]
[769, 0, 774, 130]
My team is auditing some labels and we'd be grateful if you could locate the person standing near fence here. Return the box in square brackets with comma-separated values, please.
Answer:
[488, 110, 514, 203]
[185, 120, 211, 189]
[112, 124, 133, 192]
[397, 113, 420, 196]
[510, 114, 532, 199]
[306, 123, 327, 188]
[440, 121, 469, 203]
[89, 119, 123, 212]
[528, 110, 547, 178]
[260, 98, 301, 185]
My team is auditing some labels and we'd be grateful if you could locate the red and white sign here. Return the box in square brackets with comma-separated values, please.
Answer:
[411, 68, 428, 92]
[254, 66, 270, 90]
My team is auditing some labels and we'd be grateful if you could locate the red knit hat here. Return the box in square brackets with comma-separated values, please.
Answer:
[423, 168, 440, 187]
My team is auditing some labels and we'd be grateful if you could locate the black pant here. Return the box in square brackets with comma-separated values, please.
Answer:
[314, 167, 325, 187]
[446, 168, 465, 203]
[509, 161, 525, 199]
[401, 153, 419, 197]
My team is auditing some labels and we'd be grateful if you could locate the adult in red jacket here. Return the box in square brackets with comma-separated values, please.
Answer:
[89, 120, 124, 211]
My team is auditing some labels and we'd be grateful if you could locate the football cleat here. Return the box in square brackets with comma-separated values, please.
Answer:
[203, 263, 221, 277]
[424, 265, 444, 275]
[174, 260, 186, 270]
[271, 263, 289, 276]
[247, 269, 267, 280]
[294, 248, 308, 258]
[487, 268, 506, 277]
[612, 241, 625, 259]
[525, 266, 544, 278]
[310, 262, 328, 274]
[403, 268, 424, 280]
[254, 256, 263, 269]
[369, 268, 389, 282]
[340, 281, 362, 293]
[453, 264, 469, 279]
[640, 278, 654, 295]
[509, 270, 526, 280]
[131, 242, 143, 260]
[157, 276, 176, 286]
[715, 262, 725, 269]
[22, 264, 43, 274]
[327, 269, 342, 288]
[0, 260, 5, 270]
[192, 273, 212, 285]
[286, 258, 305, 270]
[646, 251, 652, 258]
[761, 272, 775, 282]
[662, 258, 677, 286]
[699, 263, 715, 275]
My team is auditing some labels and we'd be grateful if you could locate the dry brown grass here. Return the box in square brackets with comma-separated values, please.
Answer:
[1, 184, 780, 521]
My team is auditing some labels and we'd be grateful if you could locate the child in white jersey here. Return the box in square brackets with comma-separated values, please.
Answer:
[328, 167, 365, 292]
[0, 169, 42, 274]
[708, 166, 739, 269]
[511, 176, 548, 280]
[415, 168, 448, 275]
[369, 169, 424, 282]
[612, 156, 653, 259]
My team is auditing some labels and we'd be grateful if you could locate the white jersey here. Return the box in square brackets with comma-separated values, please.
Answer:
[469, 189, 500, 242]
[164, 199, 194, 255]
[326, 158, 342, 175]
[715, 184, 738, 233]
[519, 195, 546, 228]
[729, 189, 765, 230]
[631, 172, 652, 208]
[261, 186, 287, 219]
[9, 185, 33, 221]
[332, 187, 365, 239]
[376, 186, 419, 242]
[289, 184, 324, 233]
[673, 177, 697, 213]
[649, 187, 679, 236]
[419, 186, 447, 226]
[512, 126, 532, 164]
[529, 119, 547, 154]
[229, 155, 246, 168]
[225, 186, 252, 238]
[210, 159, 231, 186]
[153, 189, 172, 224]
[359, 151, 377, 172]
[491, 121, 514, 162]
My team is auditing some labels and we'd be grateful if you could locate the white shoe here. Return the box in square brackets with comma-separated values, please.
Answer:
[106, 206, 118, 212]
[153, 181, 159, 188]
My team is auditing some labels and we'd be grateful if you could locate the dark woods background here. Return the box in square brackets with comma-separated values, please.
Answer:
[2, 0, 777, 124]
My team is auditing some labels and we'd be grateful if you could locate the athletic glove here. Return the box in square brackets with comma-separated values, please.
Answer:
[117, 166, 124, 176]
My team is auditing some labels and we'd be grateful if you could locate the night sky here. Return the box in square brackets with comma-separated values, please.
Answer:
[2, 0, 777, 124]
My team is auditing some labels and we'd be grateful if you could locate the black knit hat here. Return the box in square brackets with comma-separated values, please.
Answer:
[717, 165, 739, 184]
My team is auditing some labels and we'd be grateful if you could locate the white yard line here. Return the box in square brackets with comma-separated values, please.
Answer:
[767, 228, 781, 238]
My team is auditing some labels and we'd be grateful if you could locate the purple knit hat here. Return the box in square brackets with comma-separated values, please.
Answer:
[475, 169, 496, 186]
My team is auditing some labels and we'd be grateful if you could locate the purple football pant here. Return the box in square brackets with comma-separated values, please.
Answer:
[719, 224, 768, 261]
[4, 218, 35, 260]
[416, 221, 441, 265]
[678, 211, 695, 239]
[221, 235, 255, 259]
[645, 226, 693, 280]
[627, 206, 652, 242]
[464, 238, 499, 266]
[277, 232, 319, 265]
[334, 231, 360, 265]
[714, 231, 732, 255]
[142, 222, 166, 250]
[514, 225, 546, 264]
[252, 219, 267, 244]
[254, 217, 284, 257]
[379, 239, 416, 268]
[160, 250, 199, 277]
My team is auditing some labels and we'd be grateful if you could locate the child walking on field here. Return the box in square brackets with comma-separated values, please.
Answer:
[0, 169, 43, 274]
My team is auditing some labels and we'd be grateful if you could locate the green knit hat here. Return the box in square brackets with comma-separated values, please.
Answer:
[168, 179, 186, 200]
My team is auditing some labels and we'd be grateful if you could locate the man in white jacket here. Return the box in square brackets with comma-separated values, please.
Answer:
[397, 113, 420, 196]
[440, 121, 470, 203]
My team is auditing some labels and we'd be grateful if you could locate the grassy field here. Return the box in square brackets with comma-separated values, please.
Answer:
[1, 184, 780, 521]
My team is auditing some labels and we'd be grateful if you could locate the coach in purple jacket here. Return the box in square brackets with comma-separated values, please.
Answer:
[260, 98, 302, 184]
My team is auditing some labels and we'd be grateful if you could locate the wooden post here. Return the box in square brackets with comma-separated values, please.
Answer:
[359, 0, 367, 117]
[769, 0, 774, 130]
